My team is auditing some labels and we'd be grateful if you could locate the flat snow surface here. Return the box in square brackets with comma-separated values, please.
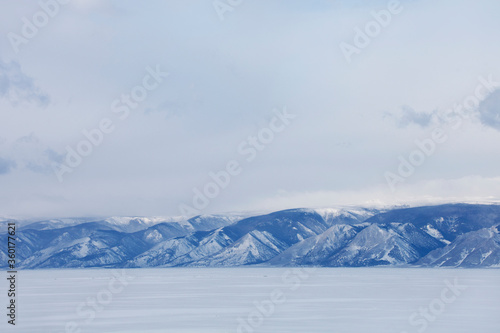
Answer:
[1, 268, 499, 332]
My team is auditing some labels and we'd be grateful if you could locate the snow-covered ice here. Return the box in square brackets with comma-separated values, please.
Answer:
[1, 268, 498, 332]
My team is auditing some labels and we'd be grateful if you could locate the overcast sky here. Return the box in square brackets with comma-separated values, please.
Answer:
[1, 0, 500, 218]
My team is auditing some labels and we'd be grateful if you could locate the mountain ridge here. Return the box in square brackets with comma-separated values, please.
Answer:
[1, 203, 500, 269]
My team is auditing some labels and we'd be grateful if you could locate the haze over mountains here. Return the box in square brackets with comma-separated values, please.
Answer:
[1, 204, 499, 269]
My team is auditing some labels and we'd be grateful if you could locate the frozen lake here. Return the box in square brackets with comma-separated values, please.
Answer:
[1, 268, 499, 333]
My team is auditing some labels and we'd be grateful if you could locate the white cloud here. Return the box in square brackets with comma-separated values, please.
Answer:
[244, 176, 500, 213]
[0, 0, 499, 217]
[478, 89, 500, 130]
[0, 59, 49, 107]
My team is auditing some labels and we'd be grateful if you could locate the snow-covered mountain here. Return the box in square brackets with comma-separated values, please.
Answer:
[11, 213, 247, 233]
[417, 225, 500, 267]
[1, 204, 500, 269]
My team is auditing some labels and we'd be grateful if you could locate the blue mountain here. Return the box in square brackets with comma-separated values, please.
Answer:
[1, 204, 500, 269]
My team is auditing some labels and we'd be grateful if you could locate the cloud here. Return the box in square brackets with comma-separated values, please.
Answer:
[244, 176, 500, 213]
[477, 89, 500, 131]
[1, 134, 63, 175]
[0, 157, 16, 175]
[1, 0, 500, 217]
[25, 148, 65, 174]
[13, 134, 64, 174]
[388, 105, 436, 128]
[0, 60, 49, 107]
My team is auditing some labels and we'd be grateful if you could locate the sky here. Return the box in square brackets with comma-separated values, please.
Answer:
[0, 0, 500, 218]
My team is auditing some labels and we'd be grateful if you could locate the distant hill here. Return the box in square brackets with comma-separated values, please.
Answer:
[1, 204, 499, 269]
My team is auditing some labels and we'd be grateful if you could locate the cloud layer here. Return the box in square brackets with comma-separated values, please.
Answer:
[0, 60, 49, 107]
[0, 0, 499, 217]
[478, 89, 500, 130]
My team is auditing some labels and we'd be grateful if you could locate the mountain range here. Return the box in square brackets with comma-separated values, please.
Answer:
[1, 204, 499, 269]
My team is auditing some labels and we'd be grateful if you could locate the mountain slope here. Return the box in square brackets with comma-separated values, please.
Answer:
[2, 204, 500, 269]
[267, 224, 361, 266]
[418, 225, 500, 267]
[366, 203, 500, 242]
[325, 223, 443, 266]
